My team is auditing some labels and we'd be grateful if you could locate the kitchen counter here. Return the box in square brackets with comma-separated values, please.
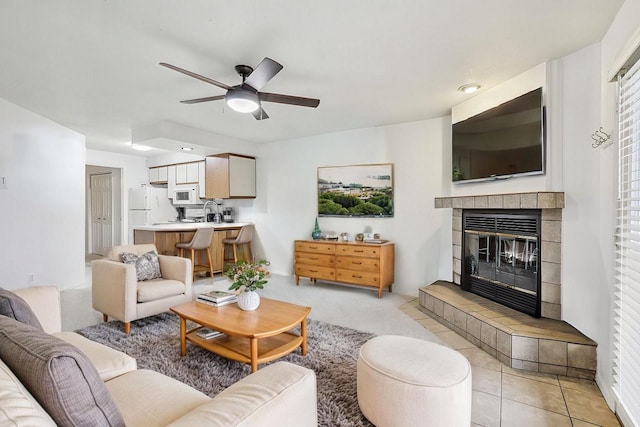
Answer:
[133, 223, 251, 274]
[133, 222, 251, 232]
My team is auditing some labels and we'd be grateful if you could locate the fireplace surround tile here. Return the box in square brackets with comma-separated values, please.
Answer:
[541, 262, 561, 284]
[568, 344, 597, 371]
[488, 195, 504, 208]
[467, 315, 482, 339]
[419, 281, 596, 379]
[542, 302, 561, 319]
[542, 283, 561, 304]
[497, 330, 511, 356]
[521, 193, 538, 208]
[474, 195, 489, 208]
[503, 194, 521, 208]
[512, 336, 539, 362]
[481, 323, 497, 349]
[539, 339, 568, 366]
[541, 241, 562, 263]
[542, 220, 562, 242]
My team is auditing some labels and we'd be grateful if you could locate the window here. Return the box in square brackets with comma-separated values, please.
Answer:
[614, 56, 640, 427]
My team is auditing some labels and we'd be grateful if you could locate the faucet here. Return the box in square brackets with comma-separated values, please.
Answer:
[203, 200, 215, 221]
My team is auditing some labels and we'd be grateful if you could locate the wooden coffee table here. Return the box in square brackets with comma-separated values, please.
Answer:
[170, 297, 311, 372]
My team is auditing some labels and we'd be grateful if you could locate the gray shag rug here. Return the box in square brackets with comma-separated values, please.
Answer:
[78, 312, 375, 427]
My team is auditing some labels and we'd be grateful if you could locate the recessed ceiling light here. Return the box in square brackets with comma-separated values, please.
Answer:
[458, 83, 481, 94]
[181, 147, 194, 151]
[131, 144, 153, 151]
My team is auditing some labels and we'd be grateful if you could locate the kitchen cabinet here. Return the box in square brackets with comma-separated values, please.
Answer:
[149, 166, 168, 184]
[167, 165, 176, 196]
[198, 161, 206, 198]
[176, 161, 201, 185]
[294, 240, 395, 298]
[205, 153, 256, 199]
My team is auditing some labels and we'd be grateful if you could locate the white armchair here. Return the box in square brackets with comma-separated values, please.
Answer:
[92, 244, 192, 334]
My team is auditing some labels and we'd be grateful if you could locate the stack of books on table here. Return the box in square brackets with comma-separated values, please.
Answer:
[195, 327, 223, 340]
[196, 290, 238, 307]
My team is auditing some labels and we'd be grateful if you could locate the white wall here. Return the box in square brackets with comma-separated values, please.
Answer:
[450, 63, 553, 195]
[556, 43, 613, 397]
[0, 98, 86, 290]
[86, 149, 148, 244]
[253, 117, 451, 297]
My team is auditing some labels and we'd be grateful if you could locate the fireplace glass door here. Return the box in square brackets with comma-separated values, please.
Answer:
[465, 232, 538, 295]
[496, 235, 538, 294]
[462, 210, 541, 317]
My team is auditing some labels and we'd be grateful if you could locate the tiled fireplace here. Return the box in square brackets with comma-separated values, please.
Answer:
[418, 192, 597, 379]
[436, 191, 564, 320]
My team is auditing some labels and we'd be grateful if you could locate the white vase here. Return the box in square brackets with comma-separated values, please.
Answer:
[237, 290, 260, 311]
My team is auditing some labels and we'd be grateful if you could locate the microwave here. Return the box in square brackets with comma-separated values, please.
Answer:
[173, 185, 201, 205]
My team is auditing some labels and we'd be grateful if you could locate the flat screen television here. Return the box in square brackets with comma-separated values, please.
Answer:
[452, 87, 545, 183]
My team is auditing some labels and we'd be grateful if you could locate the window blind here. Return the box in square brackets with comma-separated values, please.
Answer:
[615, 56, 640, 427]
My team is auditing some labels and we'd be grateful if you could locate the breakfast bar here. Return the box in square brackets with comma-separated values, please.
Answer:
[133, 222, 252, 275]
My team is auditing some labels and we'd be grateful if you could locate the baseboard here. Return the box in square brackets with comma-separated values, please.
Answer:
[596, 373, 635, 427]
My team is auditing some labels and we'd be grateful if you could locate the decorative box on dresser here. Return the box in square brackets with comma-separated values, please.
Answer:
[294, 240, 395, 298]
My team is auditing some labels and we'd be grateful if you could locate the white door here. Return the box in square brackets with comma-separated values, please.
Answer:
[91, 174, 113, 255]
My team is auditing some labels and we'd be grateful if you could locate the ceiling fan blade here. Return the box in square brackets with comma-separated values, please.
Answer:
[180, 95, 226, 104]
[252, 106, 269, 120]
[260, 92, 320, 108]
[244, 57, 283, 91]
[159, 63, 231, 90]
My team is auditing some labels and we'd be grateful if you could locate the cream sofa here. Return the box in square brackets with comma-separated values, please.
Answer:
[92, 244, 193, 334]
[0, 286, 318, 426]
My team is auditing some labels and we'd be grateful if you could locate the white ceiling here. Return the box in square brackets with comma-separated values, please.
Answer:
[0, 1, 623, 155]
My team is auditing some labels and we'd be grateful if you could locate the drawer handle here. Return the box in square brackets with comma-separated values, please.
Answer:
[309, 246, 318, 249]
[354, 250, 364, 253]
[310, 257, 318, 260]
[352, 261, 362, 265]
[352, 274, 362, 278]
[310, 269, 318, 273]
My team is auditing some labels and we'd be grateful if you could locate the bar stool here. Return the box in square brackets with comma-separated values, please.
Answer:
[223, 225, 254, 268]
[176, 228, 215, 282]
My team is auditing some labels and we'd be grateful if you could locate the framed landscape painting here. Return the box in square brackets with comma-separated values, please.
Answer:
[318, 163, 394, 217]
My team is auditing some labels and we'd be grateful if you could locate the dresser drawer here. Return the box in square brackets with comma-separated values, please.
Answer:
[336, 257, 379, 272]
[336, 269, 380, 286]
[295, 253, 335, 267]
[295, 241, 335, 254]
[336, 245, 380, 258]
[295, 264, 335, 281]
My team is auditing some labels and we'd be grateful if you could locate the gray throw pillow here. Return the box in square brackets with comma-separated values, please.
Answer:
[0, 288, 43, 330]
[0, 316, 125, 427]
[120, 250, 162, 281]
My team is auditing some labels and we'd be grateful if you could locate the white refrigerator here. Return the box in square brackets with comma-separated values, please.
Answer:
[128, 186, 177, 243]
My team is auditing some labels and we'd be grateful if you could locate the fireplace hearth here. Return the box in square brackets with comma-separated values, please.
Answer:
[462, 210, 541, 317]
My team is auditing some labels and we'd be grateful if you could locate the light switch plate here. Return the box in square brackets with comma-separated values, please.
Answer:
[0, 176, 6, 189]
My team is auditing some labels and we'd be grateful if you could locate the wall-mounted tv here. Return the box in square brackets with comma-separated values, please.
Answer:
[452, 87, 545, 183]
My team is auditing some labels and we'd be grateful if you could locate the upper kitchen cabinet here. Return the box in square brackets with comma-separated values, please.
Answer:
[175, 161, 201, 185]
[149, 166, 168, 184]
[205, 153, 256, 199]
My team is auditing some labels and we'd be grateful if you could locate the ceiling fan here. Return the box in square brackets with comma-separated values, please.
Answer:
[159, 57, 320, 120]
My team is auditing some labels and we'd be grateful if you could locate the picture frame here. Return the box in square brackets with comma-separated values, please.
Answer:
[317, 163, 394, 217]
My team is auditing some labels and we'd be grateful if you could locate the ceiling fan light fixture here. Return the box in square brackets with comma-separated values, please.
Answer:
[458, 83, 481, 94]
[225, 89, 259, 113]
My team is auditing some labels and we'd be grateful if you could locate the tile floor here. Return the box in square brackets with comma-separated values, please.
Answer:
[399, 299, 622, 427]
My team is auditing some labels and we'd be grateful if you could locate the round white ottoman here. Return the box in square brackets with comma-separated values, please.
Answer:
[357, 335, 472, 427]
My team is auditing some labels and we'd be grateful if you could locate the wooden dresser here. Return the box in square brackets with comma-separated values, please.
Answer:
[294, 240, 395, 298]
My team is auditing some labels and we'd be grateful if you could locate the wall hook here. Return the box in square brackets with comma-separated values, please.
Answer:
[591, 127, 611, 148]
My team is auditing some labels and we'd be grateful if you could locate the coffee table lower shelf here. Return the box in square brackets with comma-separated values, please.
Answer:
[186, 329, 304, 371]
